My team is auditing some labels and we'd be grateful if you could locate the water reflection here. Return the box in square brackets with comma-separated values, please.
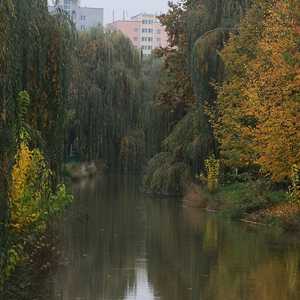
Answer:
[47, 175, 300, 300]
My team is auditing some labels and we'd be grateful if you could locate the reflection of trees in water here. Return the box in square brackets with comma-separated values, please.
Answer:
[146, 204, 300, 300]
[51, 175, 146, 300]
[202, 226, 300, 300]
[146, 202, 216, 300]
[49, 175, 300, 300]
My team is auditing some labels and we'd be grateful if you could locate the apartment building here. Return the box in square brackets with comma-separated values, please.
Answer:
[48, 0, 103, 30]
[107, 14, 168, 56]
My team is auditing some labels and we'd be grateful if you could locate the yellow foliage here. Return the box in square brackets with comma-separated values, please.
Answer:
[286, 165, 300, 214]
[10, 139, 73, 234]
[10, 142, 42, 232]
[215, 0, 300, 181]
[205, 155, 220, 192]
[196, 155, 220, 192]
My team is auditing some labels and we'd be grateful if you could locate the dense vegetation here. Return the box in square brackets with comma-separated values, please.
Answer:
[2, 0, 300, 297]
[143, 0, 252, 195]
[68, 27, 147, 172]
[67, 29, 186, 174]
[0, 1, 75, 297]
[144, 0, 300, 195]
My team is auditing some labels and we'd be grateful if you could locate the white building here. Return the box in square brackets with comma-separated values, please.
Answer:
[48, 0, 104, 30]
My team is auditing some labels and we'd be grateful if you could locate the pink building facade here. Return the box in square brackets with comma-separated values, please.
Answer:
[108, 14, 168, 56]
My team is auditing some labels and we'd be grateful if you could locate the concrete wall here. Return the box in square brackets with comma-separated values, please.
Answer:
[48, 2, 103, 31]
[79, 7, 104, 30]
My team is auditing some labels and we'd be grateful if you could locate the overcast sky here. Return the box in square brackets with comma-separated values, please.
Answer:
[82, 0, 172, 25]
[48, 0, 172, 25]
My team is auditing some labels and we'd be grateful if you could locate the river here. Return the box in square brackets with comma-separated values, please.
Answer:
[46, 174, 300, 300]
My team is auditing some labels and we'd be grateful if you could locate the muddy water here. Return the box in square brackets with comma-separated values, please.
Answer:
[46, 174, 300, 300]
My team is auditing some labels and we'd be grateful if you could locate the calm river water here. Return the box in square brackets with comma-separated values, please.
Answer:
[46, 174, 300, 300]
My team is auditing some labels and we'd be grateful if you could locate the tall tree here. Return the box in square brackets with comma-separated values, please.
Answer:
[69, 27, 148, 172]
[144, 0, 251, 194]
[212, 0, 270, 170]
[155, 0, 195, 109]
[214, 0, 300, 181]
[0, 1, 74, 293]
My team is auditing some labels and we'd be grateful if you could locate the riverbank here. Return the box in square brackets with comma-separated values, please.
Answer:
[183, 181, 300, 232]
[4, 162, 94, 297]
[3, 221, 64, 299]
[64, 160, 105, 182]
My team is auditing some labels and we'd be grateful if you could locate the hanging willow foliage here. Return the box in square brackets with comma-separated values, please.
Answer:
[69, 26, 150, 172]
[0, 1, 15, 289]
[0, 0, 74, 294]
[144, 0, 253, 195]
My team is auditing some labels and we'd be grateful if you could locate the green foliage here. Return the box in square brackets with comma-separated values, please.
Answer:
[4, 223, 64, 300]
[0, 1, 74, 294]
[69, 26, 148, 172]
[217, 204, 244, 220]
[204, 155, 220, 192]
[286, 165, 300, 214]
[218, 178, 280, 217]
[1, 91, 73, 293]
[143, 152, 192, 195]
[144, 0, 252, 195]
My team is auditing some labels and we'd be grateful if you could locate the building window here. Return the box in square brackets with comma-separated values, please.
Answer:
[71, 14, 76, 19]
[142, 20, 147, 24]
[157, 38, 161, 43]
[148, 29, 153, 33]
[64, 0, 70, 11]
[148, 46, 153, 50]
[133, 45, 138, 49]
[142, 45, 147, 50]
[81, 15, 85, 20]
[141, 37, 147, 41]
[81, 25, 85, 29]
[148, 37, 153, 42]
[149, 20, 153, 24]
[72, 10, 76, 14]
[157, 29, 161, 34]
[134, 28, 138, 33]
[134, 37, 138, 42]
[142, 28, 147, 33]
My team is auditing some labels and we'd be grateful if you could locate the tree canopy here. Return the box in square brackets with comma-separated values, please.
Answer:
[214, 0, 300, 181]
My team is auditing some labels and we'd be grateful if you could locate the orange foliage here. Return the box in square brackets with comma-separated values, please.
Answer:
[215, 0, 300, 181]
[155, 1, 195, 108]
[242, 1, 300, 180]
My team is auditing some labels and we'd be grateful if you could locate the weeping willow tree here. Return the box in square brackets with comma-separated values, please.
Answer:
[141, 53, 187, 160]
[69, 26, 150, 172]
[0, 0, 75, 295]
[0, 1, 14, 289]
[143, 0, 252, 195]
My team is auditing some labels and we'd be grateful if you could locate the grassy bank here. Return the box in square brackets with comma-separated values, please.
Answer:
[183, 180, 300, 232]
[64, 161, 104, 182]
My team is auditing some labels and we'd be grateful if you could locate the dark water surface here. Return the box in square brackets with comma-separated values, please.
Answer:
[46, 174, 300, 300]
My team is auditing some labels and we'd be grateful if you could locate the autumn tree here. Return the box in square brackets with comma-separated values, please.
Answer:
[155, 0, 196, 109]
[144, 0, 251, 195]
[212, 1, 270, 170]
[214, 0, 300, 181]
